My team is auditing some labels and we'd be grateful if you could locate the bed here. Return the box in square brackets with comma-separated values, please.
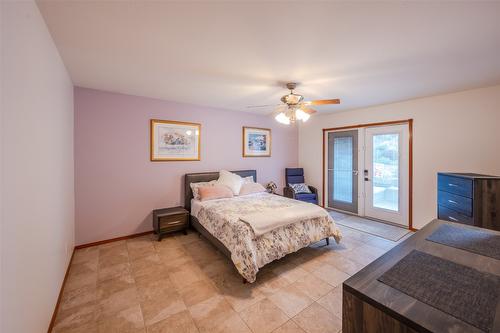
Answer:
[184, 170, 342, 283]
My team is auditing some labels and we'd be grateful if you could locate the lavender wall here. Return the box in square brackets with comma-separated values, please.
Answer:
[75, 87, 298, 245]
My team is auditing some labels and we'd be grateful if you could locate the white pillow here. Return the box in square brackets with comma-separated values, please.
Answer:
[190, 180, 217, 200]
[243, 176, 255, 184]
[239, 182, 266, 196]
[217, 170, 244, 195]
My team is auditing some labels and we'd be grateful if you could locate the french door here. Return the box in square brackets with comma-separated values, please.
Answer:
[325, 123, 410, 227]
[327, 130, 358, 213]
[364, 125, 409, 226]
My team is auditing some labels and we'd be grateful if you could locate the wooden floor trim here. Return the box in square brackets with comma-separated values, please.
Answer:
[74, 230, 154, 249]
[47, 249, 75, 333]
[322, 119, 414, 230]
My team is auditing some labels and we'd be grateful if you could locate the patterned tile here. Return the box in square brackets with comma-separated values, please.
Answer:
[292, 302, 341, 333]
[316, 287, 342, 319]
[53, 225, 398, 333]
[268, 284, 314, 317]
[273, 320, 306, 333]
[312, 264, 350, 287]
[239, 298, 289, 333]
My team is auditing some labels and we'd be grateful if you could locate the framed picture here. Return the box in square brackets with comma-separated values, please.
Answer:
[150, 119, 201, 161]
[242, 126, 271, 157]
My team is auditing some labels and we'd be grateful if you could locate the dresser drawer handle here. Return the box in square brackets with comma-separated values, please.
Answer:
[448, 183, 458, 187]
[448, 216, 458, 222]
[447, 199, 457, 204]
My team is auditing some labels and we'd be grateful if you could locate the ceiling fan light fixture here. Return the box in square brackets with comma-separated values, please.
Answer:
[275, 112, 290, 125]
[295, 109, 310, 122]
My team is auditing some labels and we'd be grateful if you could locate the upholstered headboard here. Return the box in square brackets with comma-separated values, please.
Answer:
[184, 170, 257, 211]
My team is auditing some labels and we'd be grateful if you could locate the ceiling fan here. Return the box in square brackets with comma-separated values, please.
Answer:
[247, 82, 340, 125]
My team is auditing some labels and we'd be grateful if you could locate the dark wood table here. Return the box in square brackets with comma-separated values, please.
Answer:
[343, 219, 500, 333]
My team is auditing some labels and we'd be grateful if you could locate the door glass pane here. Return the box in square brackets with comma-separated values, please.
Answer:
[372, 133, 399, 211]
[333, 137, 352, 203]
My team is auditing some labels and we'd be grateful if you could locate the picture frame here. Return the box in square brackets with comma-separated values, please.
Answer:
[150, 119, 201, 161]
[242, 126, 271, 157]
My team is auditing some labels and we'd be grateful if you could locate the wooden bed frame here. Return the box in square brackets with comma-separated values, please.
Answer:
[184, 170, 329, 283]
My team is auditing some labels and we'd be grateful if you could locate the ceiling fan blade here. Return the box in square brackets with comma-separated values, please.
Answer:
[301, 108, 317, 114]
[305, 99, 340, 105]
[246, 103, 281, 108]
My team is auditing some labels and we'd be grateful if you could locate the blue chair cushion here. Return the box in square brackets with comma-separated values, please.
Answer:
[286, 168, 305, 184]
[286, 168, 304, 176]
[295, 193, 317, 201]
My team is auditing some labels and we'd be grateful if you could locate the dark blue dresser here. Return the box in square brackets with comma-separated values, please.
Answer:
[437, 172, 500, 231]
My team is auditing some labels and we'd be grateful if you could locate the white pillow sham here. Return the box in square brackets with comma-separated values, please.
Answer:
[239, 182, 266, 196]
[217, 170, 244, 195]
[243, 176, 255, 184]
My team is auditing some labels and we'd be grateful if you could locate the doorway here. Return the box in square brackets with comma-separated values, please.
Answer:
[323, 120, 412, 229]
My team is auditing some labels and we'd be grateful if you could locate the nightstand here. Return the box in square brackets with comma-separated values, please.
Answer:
[152, 206, 189, 241]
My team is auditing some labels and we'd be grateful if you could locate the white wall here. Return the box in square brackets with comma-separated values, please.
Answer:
[1, 2, 75, 332]
[299, 85, 500, 229]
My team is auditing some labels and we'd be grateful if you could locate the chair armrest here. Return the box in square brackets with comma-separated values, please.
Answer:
[283, 187, 296, 199]
[308, 185, 318, 195]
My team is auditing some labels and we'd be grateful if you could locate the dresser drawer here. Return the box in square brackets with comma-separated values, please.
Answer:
[438, 174, 473, 198]
[438, 205, 473, 225]
[437, 190, 472, 216]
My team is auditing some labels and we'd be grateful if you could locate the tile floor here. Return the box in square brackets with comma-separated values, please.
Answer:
[52, 223, 412, 333]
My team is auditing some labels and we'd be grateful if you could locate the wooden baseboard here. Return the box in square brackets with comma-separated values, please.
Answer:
[47, 249, 75, 333]
[74, 230, 154, 249]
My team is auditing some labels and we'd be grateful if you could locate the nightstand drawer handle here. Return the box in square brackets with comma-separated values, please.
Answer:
[448, 183, 458, 187]
[448, 216, 458, 221]
[448, 199, 457, 204]
[165, 220, 182, 224]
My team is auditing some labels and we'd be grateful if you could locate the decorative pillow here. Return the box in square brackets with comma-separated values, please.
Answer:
[217, 170, 243, 195]
[190, 180, 217, 200]
[239, 182, 266, 196]
[289, 183, 312, 194]
[243, 176, 255, 184]
[198, 185, 234, 201]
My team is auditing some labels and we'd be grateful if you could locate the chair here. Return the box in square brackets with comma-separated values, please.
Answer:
[283, 168, 318, 204]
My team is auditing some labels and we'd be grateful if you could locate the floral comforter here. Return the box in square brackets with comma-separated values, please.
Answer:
[194, 192, 342, 282]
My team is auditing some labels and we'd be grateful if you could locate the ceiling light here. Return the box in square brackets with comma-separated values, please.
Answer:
[295, 109, 310, 122]
[275, 112, 290, 125]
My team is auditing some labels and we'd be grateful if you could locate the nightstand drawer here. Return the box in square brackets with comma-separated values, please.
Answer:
[438, 205, 473, 225]
[438, 190, 472, 216]
[438, 174, 473, 198]
[158, 214, 188, 230]
[153, 206, 189, 241]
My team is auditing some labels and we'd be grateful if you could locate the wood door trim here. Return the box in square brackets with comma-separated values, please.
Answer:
[322, 119, 415, 230]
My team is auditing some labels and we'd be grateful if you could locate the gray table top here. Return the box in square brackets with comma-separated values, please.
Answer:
[343, 219, 500, 333]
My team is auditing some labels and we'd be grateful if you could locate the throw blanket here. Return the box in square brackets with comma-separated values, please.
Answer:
[240, 203, 328, 237]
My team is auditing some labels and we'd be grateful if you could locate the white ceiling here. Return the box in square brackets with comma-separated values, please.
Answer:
[37, 1, 500, 114]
